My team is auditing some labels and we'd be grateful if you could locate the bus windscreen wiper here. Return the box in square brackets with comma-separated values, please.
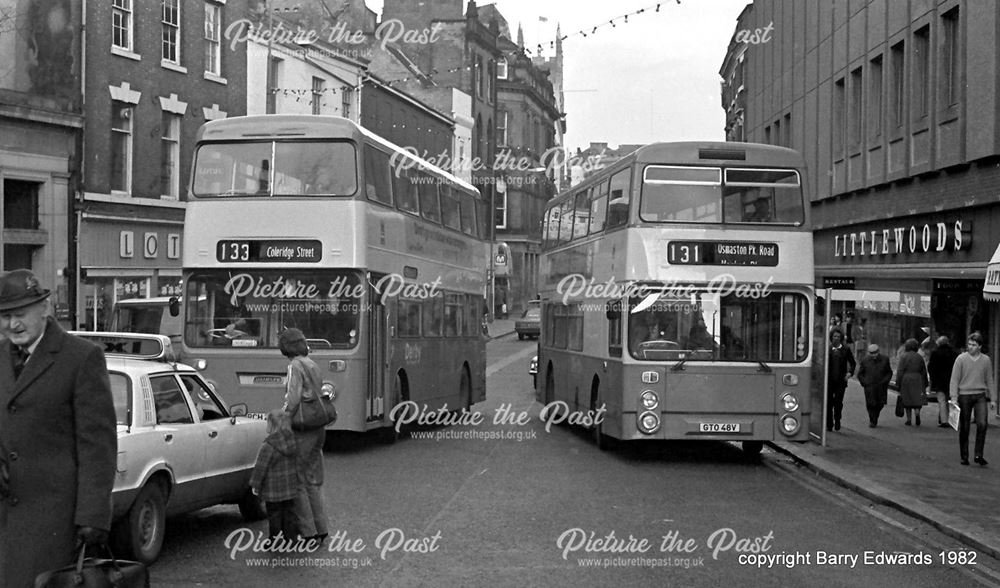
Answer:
[671, 356, 688, 372]
[756, 357, 772, 373]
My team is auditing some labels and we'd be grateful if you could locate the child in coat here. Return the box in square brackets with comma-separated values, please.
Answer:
[249, 409, 302, 543]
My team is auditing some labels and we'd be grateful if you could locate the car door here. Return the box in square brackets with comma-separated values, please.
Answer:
[149, 373, 206, 511]
[180, 374, 256, 500]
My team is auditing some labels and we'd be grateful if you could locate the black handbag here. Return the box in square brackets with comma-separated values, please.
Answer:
[894, 395, 905, 418]
[34, 545, 149, 588]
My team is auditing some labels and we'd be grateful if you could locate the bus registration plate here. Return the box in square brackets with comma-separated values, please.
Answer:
[699, 422, 740, 433]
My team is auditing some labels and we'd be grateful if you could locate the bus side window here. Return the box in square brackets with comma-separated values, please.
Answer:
[364, 146, 393, 206]
[459, 192, 477, 235]
[607, 168, 632, 228]
[394, 168, 419, 215]
[440, 186, 462, 231]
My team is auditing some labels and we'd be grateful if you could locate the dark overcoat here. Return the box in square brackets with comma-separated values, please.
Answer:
[857, 353, 893, 407]
[0, 318, 117, 588]
[896, 350, 929, 409]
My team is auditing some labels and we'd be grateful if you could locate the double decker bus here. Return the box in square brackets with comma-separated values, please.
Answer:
[537, 142, 813, 456]
[182, 115, 487, 434]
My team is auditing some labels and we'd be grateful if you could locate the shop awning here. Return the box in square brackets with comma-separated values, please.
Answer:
[985, 244, 1000, 301]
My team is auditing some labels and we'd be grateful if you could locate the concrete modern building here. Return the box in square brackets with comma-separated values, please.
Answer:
[721, 0, 1000, 374]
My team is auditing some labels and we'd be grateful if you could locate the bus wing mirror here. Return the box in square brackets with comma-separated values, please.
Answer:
[168, 297, 180, 317]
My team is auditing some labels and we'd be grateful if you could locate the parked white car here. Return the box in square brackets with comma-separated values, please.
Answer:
[71, 332, 269, 564]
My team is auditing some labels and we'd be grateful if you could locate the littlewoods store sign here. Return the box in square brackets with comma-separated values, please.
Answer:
[832, 219, 969, 258]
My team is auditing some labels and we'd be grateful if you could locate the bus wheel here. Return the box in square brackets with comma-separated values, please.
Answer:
[591, 382, 612, 451]
[382, 372, 408, 444]
[742, 441, 764, 460]
[544, 365, 555, 406]
[460, 365, 472, 411]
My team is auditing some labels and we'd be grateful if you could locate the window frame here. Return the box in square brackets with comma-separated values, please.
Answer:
[204, 2, 222, 76]
[113, 0, 134, 52]
[160, 112, 181, 199]
[111, 102, 134, 194]
[162, 0, 180, 64]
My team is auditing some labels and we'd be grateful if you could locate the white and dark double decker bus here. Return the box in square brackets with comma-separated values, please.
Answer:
[182, 115, 488, 434]
[538, 142, 813, 456]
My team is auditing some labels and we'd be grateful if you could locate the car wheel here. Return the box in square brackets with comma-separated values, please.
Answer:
[238, 486, 267, 521]
[518, 333, 525, 340]
[115, 481, 166, 565]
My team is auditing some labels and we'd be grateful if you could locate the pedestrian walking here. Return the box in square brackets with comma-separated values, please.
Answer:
[280, 328, 330, 543]
[250, 409, 302, 543]
[928, 335, 959, 427]
[826, 328, 856, 431]
[950, 332, 995, 466]
[0, 269, 117, 587]
[895, 338, 929, 426]
[857, 343, 892, 427]
[852, 317, 868, 358]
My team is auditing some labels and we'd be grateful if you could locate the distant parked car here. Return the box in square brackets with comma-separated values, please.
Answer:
[516, 306, 541, 340]
[71, 332, 269, 565]
[529, 355, 538, 389]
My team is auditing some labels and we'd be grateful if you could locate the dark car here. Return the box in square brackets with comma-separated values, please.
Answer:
[516, 306, 541, 340]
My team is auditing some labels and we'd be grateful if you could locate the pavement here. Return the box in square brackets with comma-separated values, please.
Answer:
[771, 379, 1000, 559]
[486, 322, 999, 557]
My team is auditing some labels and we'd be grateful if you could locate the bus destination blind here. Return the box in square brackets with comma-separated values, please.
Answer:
[667, 241, 779, 266]
[216, 240, 322, 263]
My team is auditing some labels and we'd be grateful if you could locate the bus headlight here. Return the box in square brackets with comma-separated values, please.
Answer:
[637, 411, 660, 434]
[780, 415, 800, 435]
[321, 381, 337, 400]
[781, 393, 799, 412]
[640, 390, 659, 410]
[194, 358, 208, 371]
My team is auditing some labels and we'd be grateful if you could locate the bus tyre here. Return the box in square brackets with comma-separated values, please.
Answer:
[742, 441, 764, 460]
[544, 366, 555, 406]
[460, 366, 472, 411]
[382, 371, 408, 444]
[518, 333, 525, 340]
[238, 486, 267, 521]
[114, 481, 166, 565]
[591, 386, 613, 451]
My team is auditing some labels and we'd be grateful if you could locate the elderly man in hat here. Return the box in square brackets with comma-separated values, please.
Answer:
[857, 342, 894, 427]
[0, 269, 116, 587]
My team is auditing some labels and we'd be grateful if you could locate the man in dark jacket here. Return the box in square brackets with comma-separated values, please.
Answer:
[857, 343, 893, 427]
[928, 335, 959, 427]
[827, 328, 857, 431]
[0, 269, 117, 587]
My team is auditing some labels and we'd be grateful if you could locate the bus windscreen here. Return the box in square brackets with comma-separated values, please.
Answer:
[640, 165, 803, 225]
[191, 141, 357, 197]
[184, 269, 363, 350]
[627, 290, 809, 363]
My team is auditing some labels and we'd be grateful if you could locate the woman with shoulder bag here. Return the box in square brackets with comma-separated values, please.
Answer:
[279, 328, 329, 543]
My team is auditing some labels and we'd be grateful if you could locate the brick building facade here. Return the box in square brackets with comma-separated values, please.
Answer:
[78, 0, 246, 329]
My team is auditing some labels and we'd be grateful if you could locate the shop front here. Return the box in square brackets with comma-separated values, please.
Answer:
[77, 211, 183, 331]
[816, 210, 995, 365]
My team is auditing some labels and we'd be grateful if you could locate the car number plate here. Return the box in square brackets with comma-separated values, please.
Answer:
[245, 412, 268, 421]
[699, 422, 740, 433]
